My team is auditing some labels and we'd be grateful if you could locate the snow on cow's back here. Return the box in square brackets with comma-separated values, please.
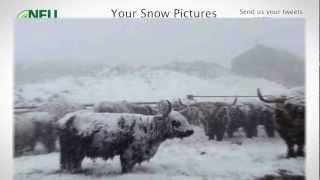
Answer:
[36, 101, 85, 119]
[18, 111, 56, 123]
[58, 110, 156, 137]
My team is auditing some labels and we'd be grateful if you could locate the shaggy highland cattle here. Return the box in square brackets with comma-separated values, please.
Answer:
[227, 102, 275, 138]
[257, 88, 305, 158]
[36, 101, 85, 119]
[14, 102, 85, 155]
[58, 100, 194, 173]
[255, 103, 275, 137]
[226, 104, 250, 138]
[14, 112, 57, 156]
[177, 99, 237, 141]
[94, 101, 156, 115]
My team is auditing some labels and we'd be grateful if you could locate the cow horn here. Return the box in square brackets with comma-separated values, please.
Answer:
[178, 98, 183, 105]
[163, 100, 172, 117]
[232, 97, 238, 105]
[257, 88, 285, 103]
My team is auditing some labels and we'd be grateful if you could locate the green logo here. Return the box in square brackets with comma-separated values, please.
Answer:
[17, 9, 58, 19]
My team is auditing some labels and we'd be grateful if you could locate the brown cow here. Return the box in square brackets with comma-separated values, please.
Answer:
[257, 88, 305, 158]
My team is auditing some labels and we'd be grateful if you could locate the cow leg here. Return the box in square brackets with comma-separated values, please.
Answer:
[59, 135, 70, 171]
[60, 146, 73, 171]
[296, 130, 305, 157]
[286, 143, 296, 158]
[208, 135, 215, 140]
[215, 125, 225, 141]
[227, 129, 234, 138]
[207, 126, 215, 140]
[120, 150, 137, 173]
[296, 144, 304, 157]
[120, 144, 143, 173]
[249, 119, 258, 137]
[59, 134, 84, 173]
[278, 130, 296, 158]
[71, 154, 85, 173]
[216, 133, 223, 141]
[42, 136, 56, 153]
[63, 150, 84, 173]
[252, 125, 258, 137]
[264, 124, 275, 138]
[244, 125, 253, 138]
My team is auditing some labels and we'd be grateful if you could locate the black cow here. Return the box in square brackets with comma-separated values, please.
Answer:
[257, 88, 305, 158]
[58, 100, 194, 173]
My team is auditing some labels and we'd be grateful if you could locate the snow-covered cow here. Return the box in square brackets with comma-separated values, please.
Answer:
[257, 88, 305, 158]
[248, 102, 275, 137]
[227, 101, 275, 138]
[36, 101, 85, 119]
[177, 99, 237, 141]
[14, 112, 57, 156]
[14, 102, 85, 156]
[94, 101, 156, 115]
[58, 100, 194, 173]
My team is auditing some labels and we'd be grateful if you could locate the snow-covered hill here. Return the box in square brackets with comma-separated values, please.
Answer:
[15, 66, 288, 106]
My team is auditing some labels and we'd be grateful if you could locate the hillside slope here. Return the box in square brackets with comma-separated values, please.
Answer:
[231, 45, 304, 88]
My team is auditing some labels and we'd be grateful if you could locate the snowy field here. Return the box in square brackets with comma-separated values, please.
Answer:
[14, 64, 304, 179]
[15, 68, 288, 105]
[14, 127, 304, 180]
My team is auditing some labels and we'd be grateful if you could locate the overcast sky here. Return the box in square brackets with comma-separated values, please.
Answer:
[15, 18, 304, 68]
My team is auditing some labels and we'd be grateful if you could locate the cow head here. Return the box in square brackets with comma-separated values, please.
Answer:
[154, 100, 193, 138]
[167, 111, 194, 138]
[257, 88, 305, 124]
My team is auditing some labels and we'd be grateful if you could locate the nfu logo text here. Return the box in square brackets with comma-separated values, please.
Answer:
[17, 9, 58, 19]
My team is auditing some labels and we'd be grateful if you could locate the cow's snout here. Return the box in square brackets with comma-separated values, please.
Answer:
[185, 129, 194, 136]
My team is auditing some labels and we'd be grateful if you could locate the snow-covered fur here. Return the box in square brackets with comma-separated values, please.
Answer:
[178, 102, 217, 133]
[256, 104, 275, 137]
[226, 101, 275, 139]
[226, 104, 250, 138]
[207, 105, 230, 141]
[94, 101, 156, 115]
[58, 101, 194, 173]
[14, 112, 57, 156]
[36, 101, 85, 119]
[257, 88, 305, 158]
[178, 105, 204, 125]
[227, 102, 275, 138]
[178, 102, 232, 141]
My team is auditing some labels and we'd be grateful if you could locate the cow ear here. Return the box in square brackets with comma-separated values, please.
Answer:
[162, 100, 172, 118]
[157, 100, 172, 118]
[61, 114, 76, 131]
[66, 116, 75, 129]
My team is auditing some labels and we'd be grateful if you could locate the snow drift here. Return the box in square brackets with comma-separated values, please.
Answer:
[15, 65, 289, 106]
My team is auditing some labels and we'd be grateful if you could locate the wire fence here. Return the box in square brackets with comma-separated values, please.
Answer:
[186, 94, 273, 100]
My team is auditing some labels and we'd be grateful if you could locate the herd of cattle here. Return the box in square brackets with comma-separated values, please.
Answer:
[14, 88, 305, 173]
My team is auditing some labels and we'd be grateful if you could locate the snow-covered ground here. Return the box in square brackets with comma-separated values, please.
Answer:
[14, 63, 304, 179]
[14, 127, 304, 180]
